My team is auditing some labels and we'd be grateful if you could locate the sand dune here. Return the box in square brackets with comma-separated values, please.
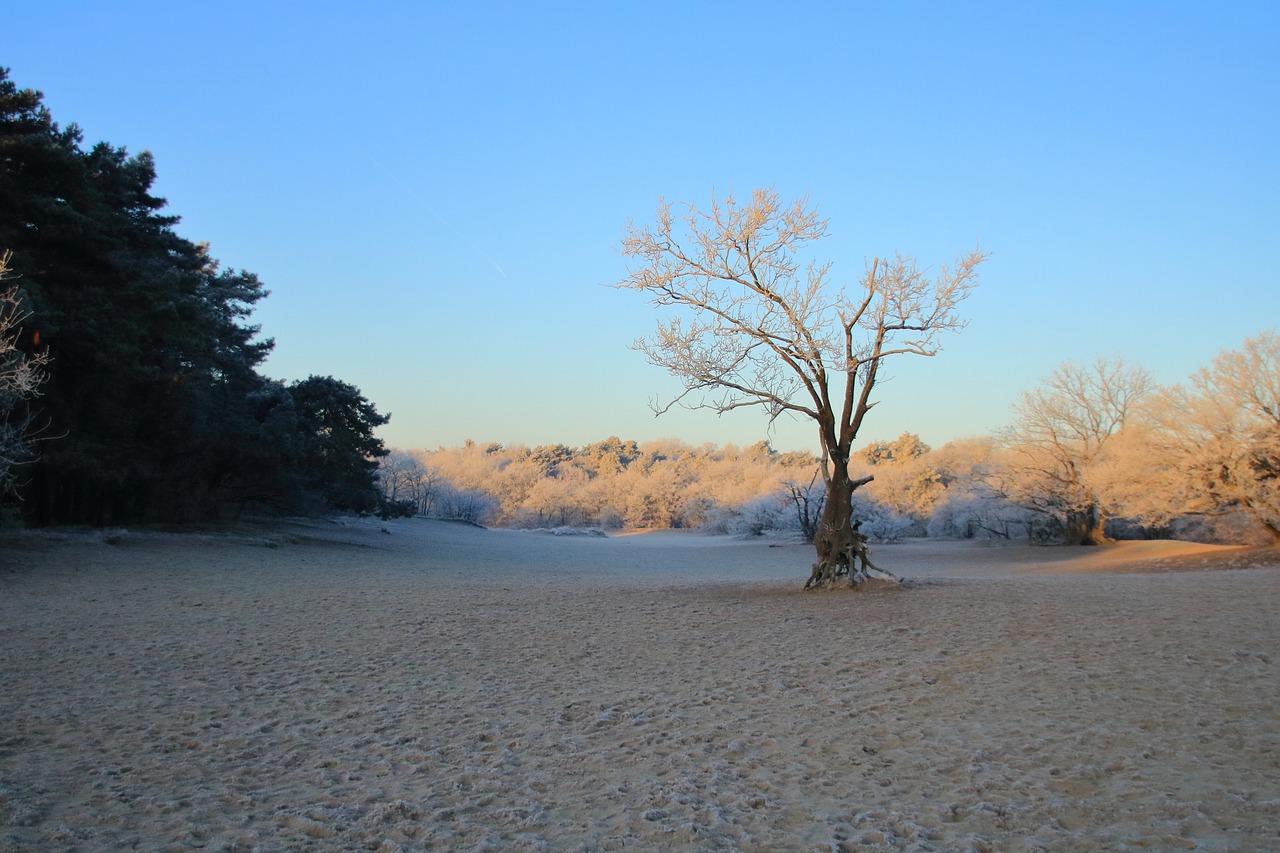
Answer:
[2, 519, 1278, 851]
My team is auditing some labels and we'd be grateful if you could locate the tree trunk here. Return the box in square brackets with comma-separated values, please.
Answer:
[1061, 504, 1109, 546]
[805, 465, 889, 589]
[1235, 493, 1280, 545]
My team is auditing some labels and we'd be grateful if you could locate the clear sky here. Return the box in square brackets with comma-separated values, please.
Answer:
[4, 2, 1278, 454]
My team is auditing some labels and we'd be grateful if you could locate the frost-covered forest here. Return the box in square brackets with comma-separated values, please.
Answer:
[379, 433, 1067, 542]
[382, 331, 1280, 547]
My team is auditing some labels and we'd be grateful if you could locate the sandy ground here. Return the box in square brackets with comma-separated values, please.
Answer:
[1, 519, 1278, 852]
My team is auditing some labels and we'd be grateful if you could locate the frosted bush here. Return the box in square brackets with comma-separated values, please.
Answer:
[850, 493, 915, 542]
[729, 494, 788, 536]
[926, 491, 1035, 540]
[432, 485, 499, 526]
[697, 502, 738, 534]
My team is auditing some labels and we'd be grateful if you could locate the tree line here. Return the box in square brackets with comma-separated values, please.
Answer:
[0, 68, 393, 525]
[379, 438, 819, 531]
[382, 332, 1279, 547]
[378, 434, 1000, 539]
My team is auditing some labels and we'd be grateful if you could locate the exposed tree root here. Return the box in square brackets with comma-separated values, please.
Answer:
[805, 526, 901, 590]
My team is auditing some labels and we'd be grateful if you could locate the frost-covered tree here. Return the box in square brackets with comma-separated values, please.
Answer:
[520, 465, 593, 527]
[781, 469, 826, 542]
[1099, 332, 1280, 544]
[618, 188, 986, 587]
[0, 251, 50, 501]
[859, 431, 930, 466]
[582, 436, 642, 477]
[997, 356, 1154, 545]
[856, 433, 945, 530]
[378, 449, 441, 515]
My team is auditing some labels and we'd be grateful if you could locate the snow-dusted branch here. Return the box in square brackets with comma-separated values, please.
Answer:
[0, 250, 52, 498]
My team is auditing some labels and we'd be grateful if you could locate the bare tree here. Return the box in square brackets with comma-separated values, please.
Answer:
[782, 468, 826, 543]
[0, 251, 51, 502]
[1100, 331, 1280, 544]
[378, 449, 431, 514]
[617, 188, 986, 587]
[1176, 330, 1280, 542]
[996, 355, 1155, 545]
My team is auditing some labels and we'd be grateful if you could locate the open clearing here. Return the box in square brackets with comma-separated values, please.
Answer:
[2, 519, 1278, 851]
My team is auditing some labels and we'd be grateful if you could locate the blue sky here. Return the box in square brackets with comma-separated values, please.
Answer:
[5, 2, 1278, 454]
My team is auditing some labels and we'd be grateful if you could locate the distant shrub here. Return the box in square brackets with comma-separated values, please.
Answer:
[433, 486, 499, 526]
[378, 498, 417, 520]
[851, 493, 916, 542]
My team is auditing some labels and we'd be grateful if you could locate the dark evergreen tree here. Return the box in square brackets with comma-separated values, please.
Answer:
[0, 68, 395, 524]
[0, 68, 276, 523]
[287, 376, 391, 514]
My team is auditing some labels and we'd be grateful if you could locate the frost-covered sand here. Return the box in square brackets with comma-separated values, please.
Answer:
[2, 520, 1278, 852]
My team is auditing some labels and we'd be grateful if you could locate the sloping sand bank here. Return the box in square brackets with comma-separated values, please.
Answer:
[2, 520, 1278, 851]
